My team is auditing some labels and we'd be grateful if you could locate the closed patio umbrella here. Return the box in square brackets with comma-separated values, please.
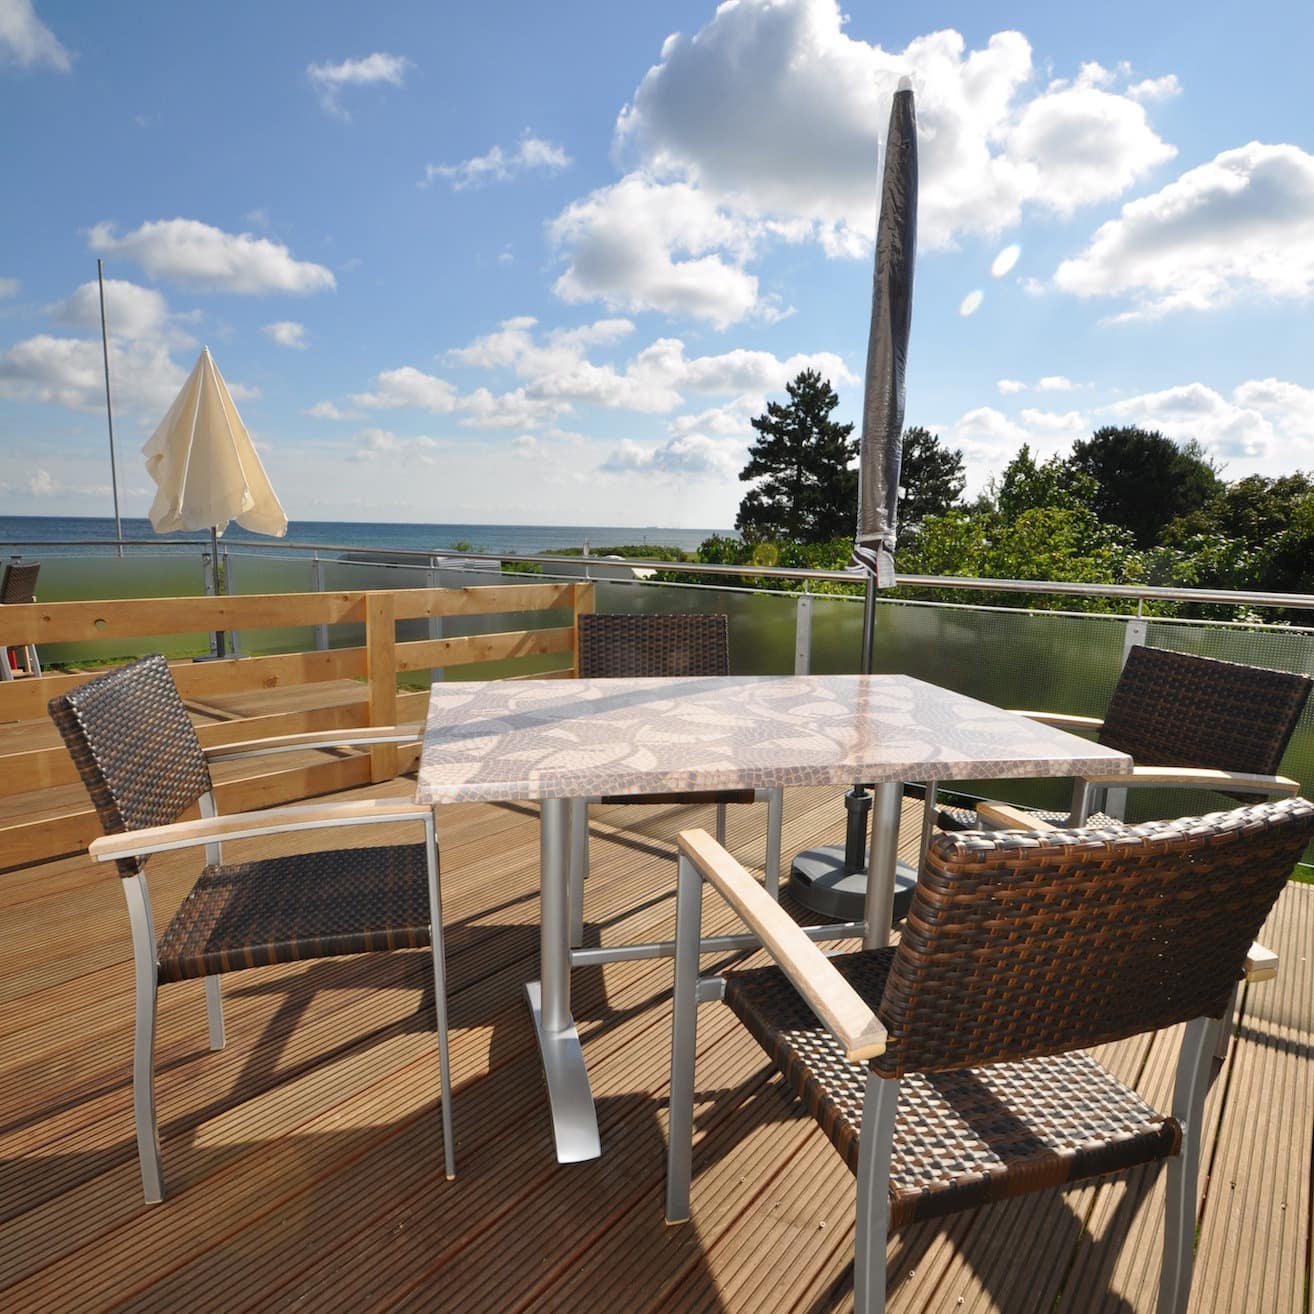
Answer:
[144, 346, 287, 655]
[790, 77, 918, 920]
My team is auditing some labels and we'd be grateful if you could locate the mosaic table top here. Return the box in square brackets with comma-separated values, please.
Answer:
[415, 675, 1132, 806]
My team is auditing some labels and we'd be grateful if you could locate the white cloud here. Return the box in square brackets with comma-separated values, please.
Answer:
[89, 219, 336, 295]
[351, 366, 458, 414]
[0, 0, 70, 71]
[49, 278, 195, 347]
[29, 467, 56, 495]
[0, 276, 19, 299]
[599, 434, 743, 478]
[991, 244, 1021, 277]
[304, 400, 361, 420]
[997, 379, 1026, 394]
[1126, 74, 1181, 103]
[511, 435, 537, 453]
[1104, 382, 1273, 459]
[350, 427, 445, 464]
[1233, 378, 1314, 442]
[1036, 375, 1078, 391]
[456, 386, 568, 430]
[263, 320, 308, 349]
[1054, 142, 1314, 317]
[550, 174, 764, 328]
[959, 290, 984, 316]
[1018, 407, 1087, 438]
[307, 52, 410, 119]
[0, 333, 186, 415]
[422, 132, 571, 190]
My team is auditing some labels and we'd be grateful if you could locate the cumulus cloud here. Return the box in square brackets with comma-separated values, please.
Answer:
[446, 315, 852, 418]
[0, 0, 70, 71]
[50, 278, 195, 347]
[1126, 74, 1181, 103]
[549, 2, 1177, 324]
[1054, 142, 1314, 317]
[307, 52, 410, 119]
[263, 320, 308, 349]
[550, 175, 765, 329]
[304, 400, 361, 420]
[599, 434, 743, 478]
[351, 366, 458, 414]
[350, 427, 445, 464]
[997, 379, 1026, 395]
[422, 132, 571, 190]
[1104, 382, 1275, 460]
[0, 333, 186, 415]
[89, 219, 336, 295]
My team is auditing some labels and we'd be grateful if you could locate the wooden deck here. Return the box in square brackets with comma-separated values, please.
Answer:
[3, 779, 1310, 1313]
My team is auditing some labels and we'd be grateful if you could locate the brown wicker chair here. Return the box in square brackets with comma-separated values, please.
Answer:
[1, 559, 42, 677]
[940, 645, 1311, 831]
[666, 798, 1314, 1313]
[569, 612, 783, 945]
[49, 654, 454, 1203]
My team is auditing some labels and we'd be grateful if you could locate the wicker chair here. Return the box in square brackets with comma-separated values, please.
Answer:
[568, 612, 783, 946]
[49, 654, 454, 1203]
[666, 798, 1314, 1313]
[1, 559, 42, 677]
[940, 645, 1311, 832]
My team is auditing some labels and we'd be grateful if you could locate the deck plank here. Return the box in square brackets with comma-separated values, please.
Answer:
[1, 767, 1308, 1314]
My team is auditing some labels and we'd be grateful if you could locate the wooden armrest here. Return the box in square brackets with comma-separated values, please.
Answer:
[1079, 765, 1300, 797]
[975, 801, 1057, 832]
[89, 797, 434, 862]
[204, 724, 422, 762]
[677, 829, 887, 1062]
[1244, 942, 1278, 983]
[1009, 710, 1104, 732]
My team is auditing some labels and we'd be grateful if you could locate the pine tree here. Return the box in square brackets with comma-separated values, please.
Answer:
[897, 427, 966, 525]
[734, 370, 857, 543]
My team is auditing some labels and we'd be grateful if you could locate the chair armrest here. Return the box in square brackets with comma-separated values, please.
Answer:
[1079, 765, 1301, 797]
[1009, 710, 1105, 732]
[975, 801, 1058, 832]
[677, 828, 887, 1062]
[89, 797, 434, 863]
[204, 724, 422, 762]
[1245, 942, 1278, 983]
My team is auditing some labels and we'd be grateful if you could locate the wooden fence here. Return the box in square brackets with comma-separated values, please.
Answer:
[0, 580, 594, 869]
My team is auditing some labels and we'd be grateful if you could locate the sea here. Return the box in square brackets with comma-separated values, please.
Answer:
[0, 515, 730, 559]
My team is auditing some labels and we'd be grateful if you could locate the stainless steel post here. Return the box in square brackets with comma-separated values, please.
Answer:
[97, 259, 124, 557]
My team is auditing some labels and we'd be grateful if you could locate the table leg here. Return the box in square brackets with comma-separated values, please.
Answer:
[863, 782, 902, 949]
[524, 795, 601, 1163]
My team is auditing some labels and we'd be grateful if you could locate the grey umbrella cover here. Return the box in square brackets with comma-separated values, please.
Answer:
[854, 83, 917, 589]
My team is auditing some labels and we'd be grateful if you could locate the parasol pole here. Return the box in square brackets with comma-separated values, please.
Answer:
[97, 260, 124, 556]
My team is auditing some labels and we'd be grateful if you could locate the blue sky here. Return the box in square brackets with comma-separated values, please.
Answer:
[2, 0, 1313, 531]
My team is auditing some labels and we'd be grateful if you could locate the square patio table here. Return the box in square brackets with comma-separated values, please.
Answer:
[416, 673, 1133, 1164]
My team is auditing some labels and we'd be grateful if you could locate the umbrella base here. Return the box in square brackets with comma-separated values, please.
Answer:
[788, 846, 918, 924]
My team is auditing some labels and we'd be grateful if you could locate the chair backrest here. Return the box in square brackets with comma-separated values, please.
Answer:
[1100, 645, 1311, 775]
[874, 797, 1314, 1078]
[49, 654, 213, 878]
[577, 612, 730, 679]
[1, 560, 40, 605]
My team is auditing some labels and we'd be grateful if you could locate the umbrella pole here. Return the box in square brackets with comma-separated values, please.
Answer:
[210, 527, 227, 659]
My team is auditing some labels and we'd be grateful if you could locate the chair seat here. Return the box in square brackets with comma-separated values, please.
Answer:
[157, 844, 432, 983]
[724, 948, 1179, 1231]
[599, 789, 757, 807]
[937, 803, 1123, 832]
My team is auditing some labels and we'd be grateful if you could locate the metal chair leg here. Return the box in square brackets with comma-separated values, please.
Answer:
[204, 975, 225, 1050]
[853, 1072, 899, 1314]
[715, 802, 727, 846]
[122, 874, 163, 1203]
[763, 787, 783, 900]
[424, 817, 456, 1180]
[1158, 1017, 1213, 1314]
[665, 853, 705, 1225]
[1212, 981, 1239, 1063]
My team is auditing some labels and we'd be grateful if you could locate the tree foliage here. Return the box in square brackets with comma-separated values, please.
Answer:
[1069, 426, 1221, 548]
[735, 370, 857, 544]
[994, 444, 1099, 519]
[897, 427, 965, 525]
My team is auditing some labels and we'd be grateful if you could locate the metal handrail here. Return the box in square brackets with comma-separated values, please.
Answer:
[6, 534, 1314, 612]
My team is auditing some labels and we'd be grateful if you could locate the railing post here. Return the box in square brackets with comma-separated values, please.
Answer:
[428, 555, 444, 683]
[224, 549, 242, 657]
[794, 588, 813, 675]
[310, 553, 328, 651]
[366, 591, 399, 782]
[202, 546, 219, 658]
[1105, 614, 1150, 820]
[572, 582, 596, 677]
